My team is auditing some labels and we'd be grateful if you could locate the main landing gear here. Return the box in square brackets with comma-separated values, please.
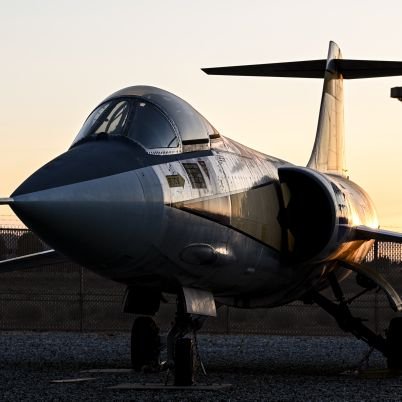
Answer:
[386, 317, 402, 370]
[307, 271, 402, 370]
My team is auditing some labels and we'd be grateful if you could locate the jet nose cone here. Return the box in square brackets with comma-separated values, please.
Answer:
[12, 138, 145, 197]
[11, 140, 160, 267]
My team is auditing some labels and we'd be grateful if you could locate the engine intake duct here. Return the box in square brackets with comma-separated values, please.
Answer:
[279, 166, 337, 262]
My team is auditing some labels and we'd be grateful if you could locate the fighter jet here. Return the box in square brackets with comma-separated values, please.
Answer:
[1, 41, 402, 385]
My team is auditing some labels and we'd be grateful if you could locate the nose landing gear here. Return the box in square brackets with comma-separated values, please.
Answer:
[129, 287, 216, 386]
[166, 307, 208, 385]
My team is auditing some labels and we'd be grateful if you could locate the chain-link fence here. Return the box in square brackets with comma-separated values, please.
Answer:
[0, 227, 401, 335]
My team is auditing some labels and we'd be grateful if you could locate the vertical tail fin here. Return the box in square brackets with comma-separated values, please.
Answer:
[202, 42, 402, 176]
[307, 42, 346, 176]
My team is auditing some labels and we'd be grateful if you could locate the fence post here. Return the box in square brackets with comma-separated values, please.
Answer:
[226, 307, 230, 334]
[79, 266, 84, 332]
[374, 241, 379, 333]
[374, 240, 379, 261]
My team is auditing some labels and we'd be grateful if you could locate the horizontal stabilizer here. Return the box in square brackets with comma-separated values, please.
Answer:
[202, 60, 327, 78]
[0, 250, 68, 273]
[351, 225, 402, 243]
[337, 60, 402, 79]
[202, 59, 402, 80]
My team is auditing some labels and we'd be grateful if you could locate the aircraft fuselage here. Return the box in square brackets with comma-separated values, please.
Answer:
[10, 132, 376, 308]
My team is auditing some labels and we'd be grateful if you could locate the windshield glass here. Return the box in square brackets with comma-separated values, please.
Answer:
[93, 101, 130, 136]
[127, 101, 179, 149]
[73, 98, 179, 150]
[74, 102, 112, 143]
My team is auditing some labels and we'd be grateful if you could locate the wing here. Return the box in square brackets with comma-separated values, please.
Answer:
[0, 250, 69, 273]
[338, 260, 402, 312]
[335, 225, 402, 312]
[350, 225, 402, 243]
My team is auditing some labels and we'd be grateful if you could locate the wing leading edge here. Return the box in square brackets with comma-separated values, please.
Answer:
[0, 250, 68, 273]
[350, 225, 402, 243]
[337, 227, 402, 313]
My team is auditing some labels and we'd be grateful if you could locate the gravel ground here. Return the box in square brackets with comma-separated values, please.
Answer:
[0, 332, 401, 401]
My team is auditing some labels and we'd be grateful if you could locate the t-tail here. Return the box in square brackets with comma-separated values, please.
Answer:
[307, 42, 345, 175]
[203, 41, 402, 176]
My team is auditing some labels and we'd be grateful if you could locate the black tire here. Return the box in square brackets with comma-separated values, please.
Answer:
[174, 338, 194, 386]
[131, 316, 160, 371]
[387, 317, 402, 370]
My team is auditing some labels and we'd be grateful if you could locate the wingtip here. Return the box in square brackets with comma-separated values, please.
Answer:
[0, 197, 14, 205]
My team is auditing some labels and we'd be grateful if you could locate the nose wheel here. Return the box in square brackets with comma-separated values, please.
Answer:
[165, 294, 208, 386]
[174, 337, 195, 385]
[131, 316, 161, 371]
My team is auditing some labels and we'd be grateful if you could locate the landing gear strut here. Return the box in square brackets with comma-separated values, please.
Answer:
[129, 287, 214, 384]
[308, 272, 402, 369]
[166, 296, 206, 386]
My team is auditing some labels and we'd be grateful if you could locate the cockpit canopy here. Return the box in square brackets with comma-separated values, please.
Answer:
[72, 86, 219, 154]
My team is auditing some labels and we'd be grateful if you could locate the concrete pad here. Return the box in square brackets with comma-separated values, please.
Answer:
[358, 369, 402, 379]
[108, 383, 232, 390]
[340, 368, 402, 379]
[50, 377, 98, 383]
[81, 368, 133, 373]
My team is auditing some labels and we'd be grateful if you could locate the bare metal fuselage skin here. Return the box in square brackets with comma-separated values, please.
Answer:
[9, 131, 377, 309]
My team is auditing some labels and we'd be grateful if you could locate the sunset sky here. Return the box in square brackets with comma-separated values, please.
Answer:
[1, 1, 402, 228]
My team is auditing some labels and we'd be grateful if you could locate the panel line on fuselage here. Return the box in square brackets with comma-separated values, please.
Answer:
[170, 180, 282, 252]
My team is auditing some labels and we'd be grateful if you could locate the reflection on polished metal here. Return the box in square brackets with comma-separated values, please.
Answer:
[2, 41, 402, 380]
